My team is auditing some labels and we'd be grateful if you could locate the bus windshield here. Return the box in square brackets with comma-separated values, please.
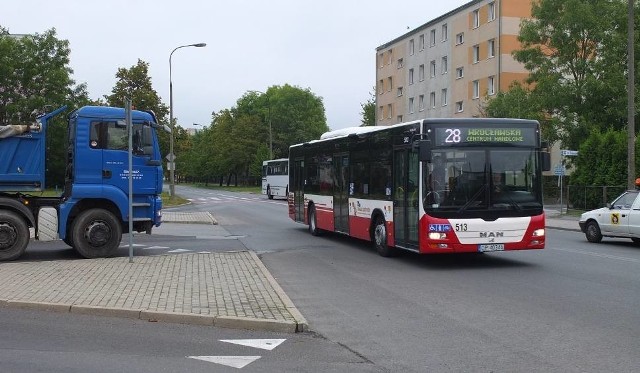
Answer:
[424, 148, 542, 215]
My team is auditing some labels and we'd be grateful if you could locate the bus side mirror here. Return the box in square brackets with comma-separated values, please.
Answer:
[541, 151, 551, 171]
[418, 140, 431, 162]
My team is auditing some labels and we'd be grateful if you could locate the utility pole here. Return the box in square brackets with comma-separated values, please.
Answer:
[628, 0, 635, 189]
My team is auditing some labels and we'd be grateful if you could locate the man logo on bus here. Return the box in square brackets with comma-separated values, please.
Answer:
[479, 231, 504, 238]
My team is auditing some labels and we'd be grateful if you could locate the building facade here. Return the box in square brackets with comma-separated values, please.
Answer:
[375, 0, 532, 125]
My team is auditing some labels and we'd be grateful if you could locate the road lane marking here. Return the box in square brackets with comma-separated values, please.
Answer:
[551, 247, 640, 264]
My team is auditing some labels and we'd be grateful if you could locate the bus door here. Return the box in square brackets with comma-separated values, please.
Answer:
[393, 147, 419, 248]
[291, 158, 305, 223]
[333, 153, 350, 233]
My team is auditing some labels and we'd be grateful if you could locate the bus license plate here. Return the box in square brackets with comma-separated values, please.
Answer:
[478, 244, 504, 252]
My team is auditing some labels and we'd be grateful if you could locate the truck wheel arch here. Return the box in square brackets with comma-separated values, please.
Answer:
[0, 197, 35, 227]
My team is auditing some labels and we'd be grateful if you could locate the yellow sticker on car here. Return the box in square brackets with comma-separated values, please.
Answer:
[611, 213, 620, 224]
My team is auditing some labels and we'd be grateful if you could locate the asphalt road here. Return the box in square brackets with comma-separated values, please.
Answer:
[169, 185, 640, 372]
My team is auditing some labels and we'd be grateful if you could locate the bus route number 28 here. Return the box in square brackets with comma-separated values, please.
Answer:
[455, 223, 468, 232]
[445, 128, 462, 143]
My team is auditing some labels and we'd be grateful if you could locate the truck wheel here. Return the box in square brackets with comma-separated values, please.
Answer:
[585, 221, 603, 243]
[372, 215, 397, 257]
[72, 209, 122, 259]
[0, 210, 29, 261]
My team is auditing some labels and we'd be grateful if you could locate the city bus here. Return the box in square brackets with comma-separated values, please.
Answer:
[261, 158, 289, 199]
[288, 119, 551, 256]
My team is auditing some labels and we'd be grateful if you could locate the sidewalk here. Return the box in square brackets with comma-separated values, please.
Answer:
[9, 212, 307, 334]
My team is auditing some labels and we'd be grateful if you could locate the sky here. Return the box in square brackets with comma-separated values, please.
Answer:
[2, 0, 470, 130]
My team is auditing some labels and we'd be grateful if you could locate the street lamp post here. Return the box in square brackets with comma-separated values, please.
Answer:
[169, 42, 206, 197]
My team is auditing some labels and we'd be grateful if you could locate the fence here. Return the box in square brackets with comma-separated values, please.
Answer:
[544, 176, 627, 211]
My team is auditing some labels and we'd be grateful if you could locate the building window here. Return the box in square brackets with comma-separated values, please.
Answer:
[430, 29, 436, 46]
[456, 101, 464, 112]
[473, 45, 480, 63]
[419, 34, 425, 51]
[397, 58, 404, 69]
[409, 68, 414, 85]
[419, 64, 425, 81]
[441, 24, 448, 41]
[387, 77, 393, 91]
[488, 2, 496, 21]
[379, 106, 384, 120]
[409, 98, 414, 114]
[379, 54, 384, 68]
[387, 104, 392, 118]
[456, 67, 464, 79]
[441, 56, 448, 74]
[473, 80, 480, 99]
[488, 39, 495, 58]
[430, 60, 436, 77]
[409, 39, 415, 55]
[441, 88, 448, 106]
[488, 76, 495, 95]
[430, 92, 436, 108]
[379, 79, 384, 95]
[419, 95, 425, 111]
[456, 32, 464, 45]
[472, 9, 480, 28]
[387, 49, 392, 65]
[397, 86, 404, 97]
[397, 115, 403, 123]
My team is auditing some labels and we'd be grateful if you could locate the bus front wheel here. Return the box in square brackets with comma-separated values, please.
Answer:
[373, 215, 396, 257]
[309, 205, 322, 236]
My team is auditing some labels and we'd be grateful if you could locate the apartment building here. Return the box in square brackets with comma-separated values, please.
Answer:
[376, 0, 532, 125]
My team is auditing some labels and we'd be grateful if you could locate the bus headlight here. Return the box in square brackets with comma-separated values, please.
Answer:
[428, 232, 447, 240]
[532, 228, 545, 237]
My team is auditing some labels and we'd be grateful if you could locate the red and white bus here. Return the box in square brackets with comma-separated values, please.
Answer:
[261, 158, 289, 200]
[288, 119, 550, 256]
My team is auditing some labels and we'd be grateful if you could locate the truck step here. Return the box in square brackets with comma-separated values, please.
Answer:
[132, 203, 151, 207]
[132, 217, 152, 222]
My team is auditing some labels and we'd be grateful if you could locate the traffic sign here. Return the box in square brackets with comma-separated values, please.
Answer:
[554, 164, 566, 176]
[560, 150, 578, 156]
[166, 153, 176, 162]
[166, 161, 175, 171]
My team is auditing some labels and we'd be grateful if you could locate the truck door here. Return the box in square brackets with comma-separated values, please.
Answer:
[100, 122, 159, 195]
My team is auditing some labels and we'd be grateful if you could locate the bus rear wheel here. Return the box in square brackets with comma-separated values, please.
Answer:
[373, 215, 396, 257]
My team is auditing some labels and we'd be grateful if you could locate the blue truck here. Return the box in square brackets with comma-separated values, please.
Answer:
[0, 106, 165, 261]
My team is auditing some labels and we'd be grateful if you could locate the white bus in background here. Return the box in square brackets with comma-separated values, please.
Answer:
[262, 158, 289, 199]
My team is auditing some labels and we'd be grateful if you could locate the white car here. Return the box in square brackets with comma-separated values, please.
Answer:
[578, 190, 640, 244]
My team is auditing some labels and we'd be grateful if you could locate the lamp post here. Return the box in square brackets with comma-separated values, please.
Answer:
[169, 42, 206, 197]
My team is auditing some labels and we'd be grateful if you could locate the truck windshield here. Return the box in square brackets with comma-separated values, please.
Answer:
[423, 149, 542, 215]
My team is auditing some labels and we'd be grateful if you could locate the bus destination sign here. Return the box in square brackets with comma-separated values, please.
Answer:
[433, 127, 537, 147]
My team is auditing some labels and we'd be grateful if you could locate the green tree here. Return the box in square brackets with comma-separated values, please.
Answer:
[0, 26, 92, 188]
[513, 0, 630, 150]
[360, 87, 376, 126]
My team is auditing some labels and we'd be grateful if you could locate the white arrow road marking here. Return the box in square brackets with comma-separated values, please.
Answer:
[220, 339, 286, 351]
[187, 356, 261, 369]
[167, 249, 192, 253]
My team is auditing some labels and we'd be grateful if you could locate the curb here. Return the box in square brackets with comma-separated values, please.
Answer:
[250, 251, 309, 332]
[0, 297, 303, 333]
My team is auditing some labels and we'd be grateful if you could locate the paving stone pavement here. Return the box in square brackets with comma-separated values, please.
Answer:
[0, 251, 307, 333]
